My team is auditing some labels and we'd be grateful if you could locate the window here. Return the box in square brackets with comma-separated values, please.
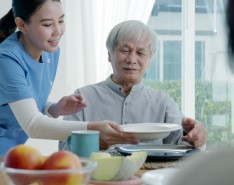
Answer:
[145, 0, 233, 148]
[163, 41, 181, 81]
[145, 40, 205, 81]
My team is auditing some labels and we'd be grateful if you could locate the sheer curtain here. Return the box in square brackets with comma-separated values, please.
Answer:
[53, 0, 155, 100]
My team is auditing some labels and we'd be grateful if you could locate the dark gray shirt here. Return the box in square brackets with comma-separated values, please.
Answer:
[59, 76, 184, 150]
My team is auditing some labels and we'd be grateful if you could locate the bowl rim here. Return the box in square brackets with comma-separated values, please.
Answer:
[0, 158, 97, 175]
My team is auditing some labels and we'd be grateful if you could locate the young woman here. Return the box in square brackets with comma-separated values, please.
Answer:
[0, 0, 137, 156]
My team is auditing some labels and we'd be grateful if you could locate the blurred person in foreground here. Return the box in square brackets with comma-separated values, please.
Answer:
[59, 20, 206, 150]
[227, 0, 234, 59]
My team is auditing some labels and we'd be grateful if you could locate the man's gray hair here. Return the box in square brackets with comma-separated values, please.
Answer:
[106, 20, 157, 58]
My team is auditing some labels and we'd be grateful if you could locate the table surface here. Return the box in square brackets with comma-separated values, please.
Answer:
[0, 157, 180, 185]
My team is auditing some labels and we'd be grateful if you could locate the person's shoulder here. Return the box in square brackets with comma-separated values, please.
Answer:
[144, 86, 172, 101]
[0, 33, 21, 54]
[74, 81, 106, 94]
[144, 85, 168, 94]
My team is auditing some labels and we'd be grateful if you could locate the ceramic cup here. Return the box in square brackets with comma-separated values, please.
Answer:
[67, 130, 100, 157]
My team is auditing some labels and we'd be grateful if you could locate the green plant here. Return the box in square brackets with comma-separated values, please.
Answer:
[143, 80, 234, 148]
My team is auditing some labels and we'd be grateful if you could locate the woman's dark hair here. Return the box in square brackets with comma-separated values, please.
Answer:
[0, 9, 15, 43]
[0, 0, 61, 43]
[227, 0, 234, 56]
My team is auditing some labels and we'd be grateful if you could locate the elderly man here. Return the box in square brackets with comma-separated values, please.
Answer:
[59, 20, 206, 150]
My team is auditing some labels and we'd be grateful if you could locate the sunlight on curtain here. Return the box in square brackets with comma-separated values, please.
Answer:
[60, 0, 155, 95]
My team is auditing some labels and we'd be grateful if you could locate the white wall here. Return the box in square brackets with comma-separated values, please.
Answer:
[0, 1, 11, 15]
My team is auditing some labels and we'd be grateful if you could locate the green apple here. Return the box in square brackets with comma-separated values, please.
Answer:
[90, 152, 123, 181]
[90, 151, 147, 181]
[90, 152, 111, 159]
[113, 151, 147, 181]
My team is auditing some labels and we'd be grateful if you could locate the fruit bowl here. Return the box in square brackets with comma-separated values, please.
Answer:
[0, 158, 97, 185]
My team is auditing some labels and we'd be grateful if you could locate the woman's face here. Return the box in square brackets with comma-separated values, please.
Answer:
[108, 37, 151, 85]
[22, 0, 65, 54]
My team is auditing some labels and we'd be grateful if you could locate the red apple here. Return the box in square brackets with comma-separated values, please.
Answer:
[41, 151, 83, 185]
[4, 145, 43, 169]
[4, 145, 44, 185]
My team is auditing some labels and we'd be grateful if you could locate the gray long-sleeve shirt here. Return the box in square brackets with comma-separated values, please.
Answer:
[59, 76, 184, 150]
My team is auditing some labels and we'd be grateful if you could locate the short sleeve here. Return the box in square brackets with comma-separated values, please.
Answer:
[0, 54, 32, 105]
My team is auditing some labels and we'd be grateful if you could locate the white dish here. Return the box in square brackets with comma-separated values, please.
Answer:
[121, 123, 181, 141]
[141, 168, 179, 185]
[90, 175, 142, 185]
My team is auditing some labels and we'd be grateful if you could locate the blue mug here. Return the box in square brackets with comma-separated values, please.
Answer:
[67, 130, 99, 157]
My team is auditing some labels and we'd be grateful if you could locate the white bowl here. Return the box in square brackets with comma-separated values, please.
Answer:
[121, 123, 181, 141]
[142, 168, 179, 185]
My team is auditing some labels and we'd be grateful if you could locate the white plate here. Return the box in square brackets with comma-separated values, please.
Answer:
[141, 168, 179, 185]
[121, 123, 181, 141]
[90, 175, 142, 185]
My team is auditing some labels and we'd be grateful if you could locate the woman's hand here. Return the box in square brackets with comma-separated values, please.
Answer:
[48, 94, 87, 118]
[87, 121, 139, 150]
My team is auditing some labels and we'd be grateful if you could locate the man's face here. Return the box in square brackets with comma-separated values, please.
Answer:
[109, 37, 151, 85]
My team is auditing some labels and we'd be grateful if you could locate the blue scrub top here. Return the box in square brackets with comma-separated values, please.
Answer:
[0, 32, 59, 156]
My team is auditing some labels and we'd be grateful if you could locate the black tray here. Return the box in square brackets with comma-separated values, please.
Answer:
[115, 144, 200, 161]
